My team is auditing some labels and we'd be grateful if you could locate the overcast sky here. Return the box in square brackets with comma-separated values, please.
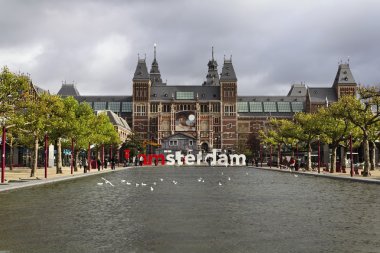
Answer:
[0, 0, 379, 96]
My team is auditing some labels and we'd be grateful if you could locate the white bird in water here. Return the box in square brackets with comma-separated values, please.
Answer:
[97, 182, 103, 186]
[172, 180, 178, 185]
[126, 182, 131, 185]
[101, 177, 114, 186]
[228, 177, 231, 181]
[218, 182, 222, 186]
[221, 172, 224, 175]
[197, 177, 202, 182]
[141, 183, 147, 186]
[121, 179, 126, 183]
[136, 183, 140, 187]
[202, 179, 205, 183]
[153, 182, 157, 185]
[160, 178, 163, 182]
[150, 186, 154, 191]
[294, 174, 298, 177]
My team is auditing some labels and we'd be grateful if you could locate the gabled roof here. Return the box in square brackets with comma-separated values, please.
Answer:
[97, 110, 131, 131]
[220, 58, 237, 82]
[333, 63, 356, 87]
[33, 84, 49, 95]
[133, 59, 150, 81]
[287, 83, 307, 96]
[308, 87, 338, 103]
[57, 84, 80, 96]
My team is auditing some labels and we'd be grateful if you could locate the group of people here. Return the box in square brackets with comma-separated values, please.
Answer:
[78, 157, 117, 171]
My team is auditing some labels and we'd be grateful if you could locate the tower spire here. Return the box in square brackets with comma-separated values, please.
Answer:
[212, 46, 214, 61]
[154, 43, 157, 60]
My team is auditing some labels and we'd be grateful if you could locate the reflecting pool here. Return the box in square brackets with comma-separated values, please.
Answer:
[0, 167, 379, 253]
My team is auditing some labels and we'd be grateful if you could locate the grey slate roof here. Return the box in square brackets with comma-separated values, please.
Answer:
[220, 58, 237, 82]
[287, 83, 307, 96]
[150, 85, 220, 101]
[237, 96, 305, 103]
[308, 87, 338, 103]
[133, 59, 150, 80]
[104, 110, 131, 131]
[76, 95, 132, 102]
[333, 63, 356, 87]
[33, 84, 48, 95]
[57, 84, 80, 96]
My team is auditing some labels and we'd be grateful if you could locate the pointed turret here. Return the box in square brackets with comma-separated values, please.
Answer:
[133, 56, 149, 81]
[332, 62, 357, 98]
[332, 63, 356, 87]
[220, 56, 237, 82]
[203, 47, 220, 86]
[150, 44, 165, 85]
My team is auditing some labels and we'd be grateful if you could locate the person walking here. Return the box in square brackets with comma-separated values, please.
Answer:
[139, 155, 144, 166]
[111, 157, 116, 170]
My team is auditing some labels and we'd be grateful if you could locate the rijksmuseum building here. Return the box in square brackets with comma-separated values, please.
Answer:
[58, 47, 357, 154]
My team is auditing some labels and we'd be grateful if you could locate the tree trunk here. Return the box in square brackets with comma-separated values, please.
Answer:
[370, 141, 375, 171]
[330, 146, 337, 173]
[306, 143, 312, 170]
[342, 147, 347, 173]
[277, 145, 280, 168]
[363, 138, 370, 176]
[30, 136, 39, 177]
[56, 137, 63, 174]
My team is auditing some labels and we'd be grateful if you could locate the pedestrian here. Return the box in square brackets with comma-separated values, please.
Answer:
[97, 158, 101, 171]
[135, 156, 138, 166]
[139, 155, 144, 166]
[289, 157, 295, 171]
[111, 157, 116, 170]
[104, 158, 108, 169]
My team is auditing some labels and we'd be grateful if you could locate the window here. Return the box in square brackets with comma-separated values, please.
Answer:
[150, 103, 158, 113]
[249, 102, 263, 112]
[162, 104, 171, 112]
[237, 102, 249, 112]
[178, 104, 193, 111]
[94, 102, 106, 110]
[200, 104, 209, 113]
[169, 140, 178, 146]
[277, 102, 291, 112]
[227, 123, 232, 129]
[135, 104, 146, 116]
[214, 117, 220, 124]
[263, 102, 277, 112]
[122, 102, 132, 112]
[212, 103, 220, 112]
[189, 140, 193, 146]
[108, 102, 120, 112]
[224, 105, 235, 116]
[176, 92, 194, 100]
[291, 102, 304, 112]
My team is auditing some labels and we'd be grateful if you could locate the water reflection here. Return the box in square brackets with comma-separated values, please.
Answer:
[0, 167, 379, 253]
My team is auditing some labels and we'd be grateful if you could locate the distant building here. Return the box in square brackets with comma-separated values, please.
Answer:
[57, 46, 357, 154]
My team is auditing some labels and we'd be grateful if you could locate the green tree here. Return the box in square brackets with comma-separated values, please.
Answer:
[340, 86, 380, 176]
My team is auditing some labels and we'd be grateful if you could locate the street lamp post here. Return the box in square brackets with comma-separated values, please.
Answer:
[260, 144, 262, 167]
[44, 133, 48, 179]
[350, 133, 354, 177]
[102, 144, 104, 170]
[1, 123, 6, 183]
[318, 136, 321, 174]
[70, 138, 74, 175]
[270, 145, 272, 168]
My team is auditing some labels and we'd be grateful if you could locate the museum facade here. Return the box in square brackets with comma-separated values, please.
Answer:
[58, 46, 357, 154]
